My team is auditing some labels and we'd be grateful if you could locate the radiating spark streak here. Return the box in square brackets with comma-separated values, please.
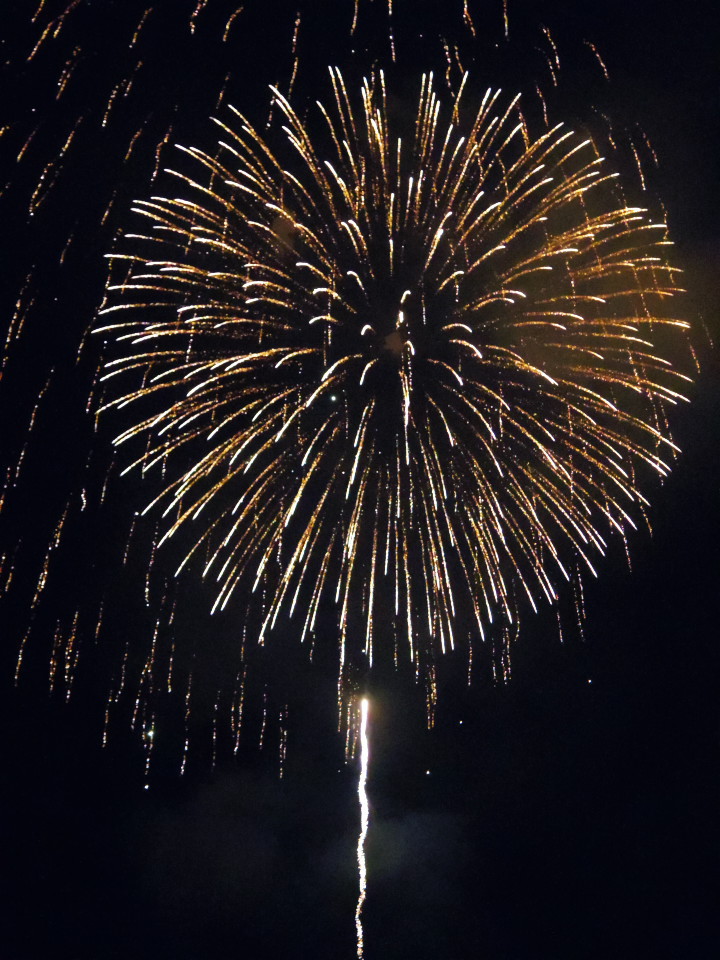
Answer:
[584, 40, 610, 82]
[355, 697, 370, 959]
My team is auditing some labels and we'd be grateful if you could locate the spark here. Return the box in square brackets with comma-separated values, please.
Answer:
[584, 40, 610, 82]
[223, 6, 245, 43]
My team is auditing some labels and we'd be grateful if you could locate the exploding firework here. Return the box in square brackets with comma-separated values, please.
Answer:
[98, 69, 691, 697]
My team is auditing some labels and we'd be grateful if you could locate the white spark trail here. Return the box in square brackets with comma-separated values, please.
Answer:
[355, 697, 370, 958]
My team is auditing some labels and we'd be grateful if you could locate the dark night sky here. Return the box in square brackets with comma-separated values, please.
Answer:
[1, 2, 719, 959]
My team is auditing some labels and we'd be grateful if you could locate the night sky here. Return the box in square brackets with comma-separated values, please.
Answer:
[1, 2, 719, 959]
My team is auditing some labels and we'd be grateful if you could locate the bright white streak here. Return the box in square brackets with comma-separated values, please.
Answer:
[355, 697, 370, 958]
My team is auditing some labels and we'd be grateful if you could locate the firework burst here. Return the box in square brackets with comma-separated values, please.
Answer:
[98, 68, 690, 692]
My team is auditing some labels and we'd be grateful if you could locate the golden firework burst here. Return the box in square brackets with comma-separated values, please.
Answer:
[98, 69, 691, 685]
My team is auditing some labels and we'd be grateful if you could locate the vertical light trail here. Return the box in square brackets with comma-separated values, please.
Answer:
[355, 697, 370, 958]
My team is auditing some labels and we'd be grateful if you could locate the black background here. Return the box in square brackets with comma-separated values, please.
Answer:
[1, 2, 718, 958]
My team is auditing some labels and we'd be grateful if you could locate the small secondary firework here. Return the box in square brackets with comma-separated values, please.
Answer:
[99, 68, 690, 692]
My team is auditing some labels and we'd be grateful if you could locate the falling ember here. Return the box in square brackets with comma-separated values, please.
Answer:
[355, 697, 370, 958]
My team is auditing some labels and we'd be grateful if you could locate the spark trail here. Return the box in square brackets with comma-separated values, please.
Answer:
[355, 697, 370, 958]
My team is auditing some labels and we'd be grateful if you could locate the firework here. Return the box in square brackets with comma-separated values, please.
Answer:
[4, 4, 680, 762]
[98, 69, 690, 692]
